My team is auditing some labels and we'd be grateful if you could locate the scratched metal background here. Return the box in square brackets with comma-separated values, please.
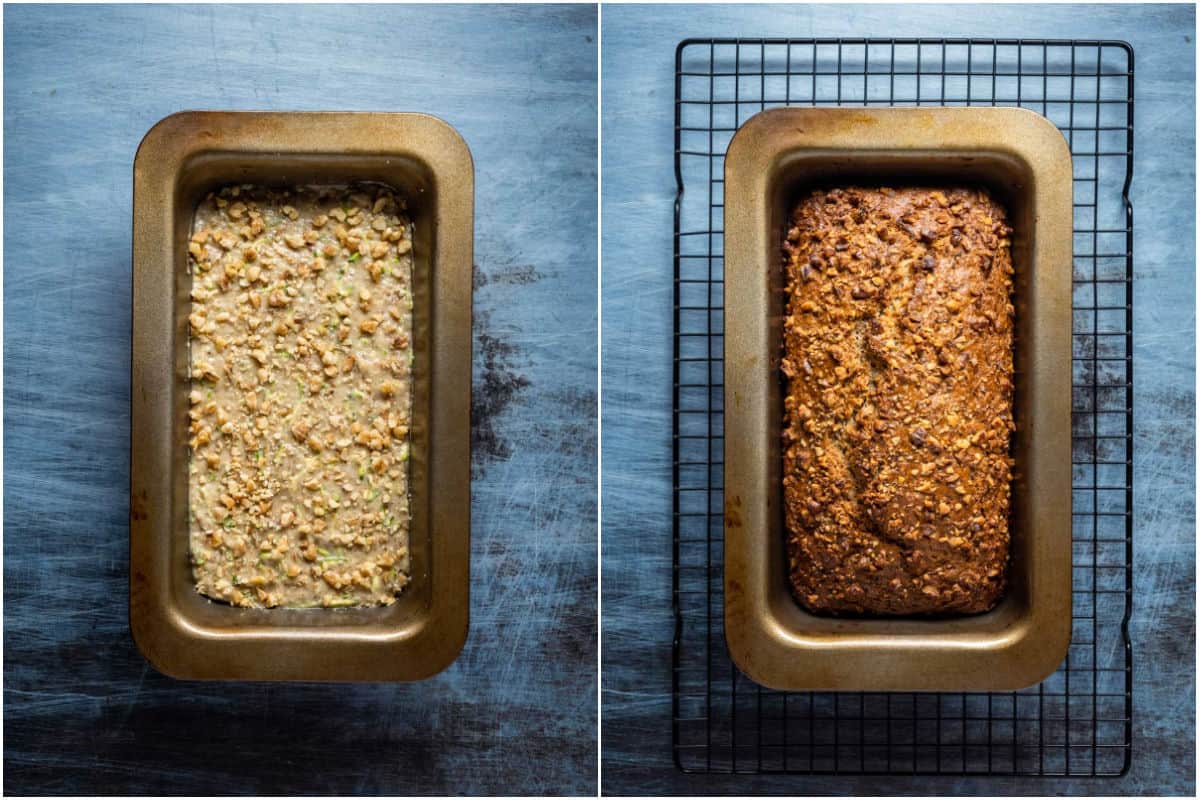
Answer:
[601, 3, 1195, 795]
[4, 4, 597, 795]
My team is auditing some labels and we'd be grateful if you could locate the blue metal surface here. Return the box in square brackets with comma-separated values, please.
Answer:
[4, 4, 597, 795]
[601, 3, 1194, 795]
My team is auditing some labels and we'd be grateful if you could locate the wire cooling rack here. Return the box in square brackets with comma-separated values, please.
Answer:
[672, 39, 1133, 777]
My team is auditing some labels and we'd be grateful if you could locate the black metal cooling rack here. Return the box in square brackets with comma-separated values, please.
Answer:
[672, 39, 1133, 777]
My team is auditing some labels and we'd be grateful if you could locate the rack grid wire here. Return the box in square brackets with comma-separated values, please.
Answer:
[672, 38, 1133, 777]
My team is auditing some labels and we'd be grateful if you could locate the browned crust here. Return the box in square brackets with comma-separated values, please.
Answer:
[782, 186, 1015, 616]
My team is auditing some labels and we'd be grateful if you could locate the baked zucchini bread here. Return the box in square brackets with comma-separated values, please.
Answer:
[781, 186, 1015, 615]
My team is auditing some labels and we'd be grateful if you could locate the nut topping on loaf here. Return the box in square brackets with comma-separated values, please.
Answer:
[782, 186, 1015, 615]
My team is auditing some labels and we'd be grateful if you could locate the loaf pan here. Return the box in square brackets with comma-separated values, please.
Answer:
[131, 111, 473, 681]
[723, 107, 1073, 692]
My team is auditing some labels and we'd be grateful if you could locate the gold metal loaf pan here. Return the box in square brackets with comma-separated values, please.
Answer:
[131, 111, 473, 681]
[723, 107, 1072, 692]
